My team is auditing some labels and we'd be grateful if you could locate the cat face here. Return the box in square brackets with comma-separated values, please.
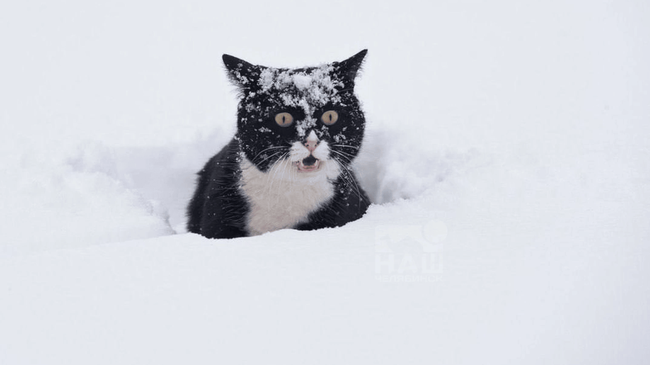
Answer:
[223, 51, 368, 176]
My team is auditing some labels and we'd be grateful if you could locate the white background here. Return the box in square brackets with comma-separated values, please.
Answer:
[1, 0, 649, 364]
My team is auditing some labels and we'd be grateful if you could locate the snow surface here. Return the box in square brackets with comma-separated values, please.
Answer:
[1, 0, 649, 364]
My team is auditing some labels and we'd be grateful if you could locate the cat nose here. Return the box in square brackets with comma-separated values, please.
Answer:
[304, 140, 317, 152]
[304, 130, 319, 152]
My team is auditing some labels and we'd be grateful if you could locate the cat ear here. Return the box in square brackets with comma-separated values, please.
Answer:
[334, 49, 368, 85]
[222, 54, 263, 90]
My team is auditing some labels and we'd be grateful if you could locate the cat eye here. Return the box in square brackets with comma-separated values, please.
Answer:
[321, 110, 339, 126]
[274, 112, 294, 127]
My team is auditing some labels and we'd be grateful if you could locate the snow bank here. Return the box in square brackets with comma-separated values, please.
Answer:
[356, 126, 479, 204]
[0, 141, 173, 254]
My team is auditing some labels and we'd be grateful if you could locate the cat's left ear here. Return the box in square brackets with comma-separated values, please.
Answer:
[222, 54, 263, 90]
[334, 49, 368, 86]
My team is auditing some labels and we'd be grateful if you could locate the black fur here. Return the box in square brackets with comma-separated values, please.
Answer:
[187, 139, 249, 238]
[187, 51, 371, 238]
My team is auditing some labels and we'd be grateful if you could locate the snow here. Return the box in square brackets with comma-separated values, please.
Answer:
[292, 73, 314, 90]
[257, 65, 343, 136]
[1, 0, 649, 364]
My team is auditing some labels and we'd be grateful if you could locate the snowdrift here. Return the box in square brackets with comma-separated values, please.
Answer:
[1, 0, 649, 364]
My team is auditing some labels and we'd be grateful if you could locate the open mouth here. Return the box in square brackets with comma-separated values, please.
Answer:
[296, 156, 320, 172]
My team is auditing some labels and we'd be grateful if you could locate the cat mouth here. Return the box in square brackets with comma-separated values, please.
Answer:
[296, 156, 321, 172]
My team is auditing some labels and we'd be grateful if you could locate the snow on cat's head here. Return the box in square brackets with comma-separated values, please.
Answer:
[222, 50, 368, 173]
[256, 65, 345, 137]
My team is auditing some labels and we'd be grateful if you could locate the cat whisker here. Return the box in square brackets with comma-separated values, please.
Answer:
[251, 146, 288, 163]
[330, 150, 354, 165]
[331, 155, 364, 203]
[251, 149, 287, 164]
[266, 152, 289, 196]
[332, 144, 361, 150]
[287, 157, 296, 184]
[332, 149, 356, 158]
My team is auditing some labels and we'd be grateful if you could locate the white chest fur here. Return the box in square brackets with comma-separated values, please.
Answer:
[239, 156, 340, 236]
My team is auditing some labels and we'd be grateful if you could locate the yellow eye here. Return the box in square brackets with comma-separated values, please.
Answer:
[321, 110, 339, 125]
[275, 112, 294, 127]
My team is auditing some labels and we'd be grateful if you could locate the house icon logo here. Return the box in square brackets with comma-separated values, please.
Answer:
[374, 220, 447, 282]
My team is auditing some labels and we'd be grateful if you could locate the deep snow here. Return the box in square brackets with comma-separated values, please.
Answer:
[1, 0, 649, 364]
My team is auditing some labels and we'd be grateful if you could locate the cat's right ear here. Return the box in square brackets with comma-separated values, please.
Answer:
[333, 49, 368, 89]
[222, 54, 262, 90]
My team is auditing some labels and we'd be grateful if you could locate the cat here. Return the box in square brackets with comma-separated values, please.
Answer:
[187, 50, 371, 238]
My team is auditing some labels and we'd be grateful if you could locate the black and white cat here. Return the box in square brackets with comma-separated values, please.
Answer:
[187, 50, 371, 238]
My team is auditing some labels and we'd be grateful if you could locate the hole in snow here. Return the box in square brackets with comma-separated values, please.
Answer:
[109, 126, 477, 235]
[354, 128, 476, 204]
